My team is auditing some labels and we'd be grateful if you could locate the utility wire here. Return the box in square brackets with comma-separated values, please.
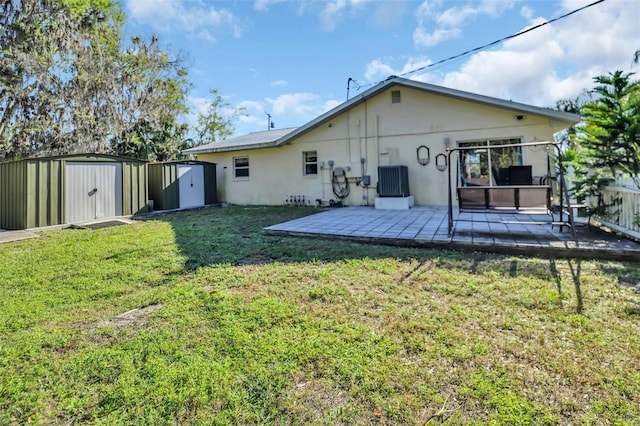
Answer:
[353, 0, 606, 91]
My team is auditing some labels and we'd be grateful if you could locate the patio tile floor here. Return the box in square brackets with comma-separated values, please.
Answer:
[264, 206, 640, 261]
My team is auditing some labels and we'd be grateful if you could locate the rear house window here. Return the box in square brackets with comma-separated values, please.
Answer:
[303, 151, 318, 176]
[234, 156, 249, 178]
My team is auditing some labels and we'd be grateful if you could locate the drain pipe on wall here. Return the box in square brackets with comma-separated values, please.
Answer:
[319, 160, 325, 204]
[356, 117, 368, 206]
[360, 157, 369, 205]
[347, 110, 353, 165]
[375, 114, 381, 164]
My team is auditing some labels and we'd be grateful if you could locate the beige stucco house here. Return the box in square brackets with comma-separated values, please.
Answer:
[183, 77, 580, 208]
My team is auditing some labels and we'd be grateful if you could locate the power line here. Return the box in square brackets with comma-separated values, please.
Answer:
[352, 0, 606, 92]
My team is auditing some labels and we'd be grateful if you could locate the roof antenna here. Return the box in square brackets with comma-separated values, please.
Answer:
[347, 77, 353, 101]
[265, 113, 275, 131]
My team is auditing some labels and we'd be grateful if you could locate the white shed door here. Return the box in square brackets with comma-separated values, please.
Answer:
[66, 162, 123, 223]
[178, 165, 205, 208]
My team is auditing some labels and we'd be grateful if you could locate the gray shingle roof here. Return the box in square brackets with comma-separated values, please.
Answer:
[183, 127, 297, 155]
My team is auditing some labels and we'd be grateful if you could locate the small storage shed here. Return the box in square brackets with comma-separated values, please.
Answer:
[0, 154, 148, 230]
[148, 161, 217, 211]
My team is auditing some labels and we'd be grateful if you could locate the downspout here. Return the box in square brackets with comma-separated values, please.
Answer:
[364, 98, 369, 205]
[363, 98, 368, 164]
[320, 163, 325, 204]
[375, 113, 380, 166]
[347, 109, 352, 164]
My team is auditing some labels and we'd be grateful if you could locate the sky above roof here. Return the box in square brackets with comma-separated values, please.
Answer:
[122, 0, 640, 138]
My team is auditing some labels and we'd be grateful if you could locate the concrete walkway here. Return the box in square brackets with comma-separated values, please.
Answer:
[0, 217, 136, 244]
[0, 229, 38, 244]
[264, 206, 640, 261]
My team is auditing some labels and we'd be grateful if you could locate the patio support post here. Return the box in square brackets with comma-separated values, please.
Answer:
[447, 149, 454, 236]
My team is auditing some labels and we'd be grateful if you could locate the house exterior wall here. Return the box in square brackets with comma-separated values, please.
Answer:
[196, 86, 567, 207]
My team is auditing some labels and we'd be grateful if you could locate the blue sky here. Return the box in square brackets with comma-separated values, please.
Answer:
[122, 0, 640, 138]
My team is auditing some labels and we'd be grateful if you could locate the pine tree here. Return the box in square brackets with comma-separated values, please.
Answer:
[571, 71, 640, 216]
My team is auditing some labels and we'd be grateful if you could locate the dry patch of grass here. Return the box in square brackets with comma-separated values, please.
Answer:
[95, 303, 164, 329]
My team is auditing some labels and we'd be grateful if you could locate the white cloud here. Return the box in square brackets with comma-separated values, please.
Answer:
[372, 0, 407, 27]
[366, 0, 639, 112]
[317, 0, 391, 32]
[271, 80, 288, 87]
[413, 0, 516, 48]
[182, 96, 209, 130]
[477, 0, 515, 18]
[437, 0, 639, 106]
[319, 0, 348, 32]
[254, 0, 400, 32]
[236, 101, 265, 127]
[237, 100, 264, 112]
[189, 96, 211, 116]
[253, 0, 288, 12]
[364, 56, 433, 82]
[436, 4, 480, 27]
[229, 92, 342, 136]
[520, 5, 534, 20]
[266, 93, 322, 116]
[323, 99, 343, 112]
[441, 41, 565, 103]
[413, 27, 461, 47]
[124, 0, 242, 43]
[195, 30, 217, 44]
[364, 59, 397, 82]
[554, 0, 639, 74]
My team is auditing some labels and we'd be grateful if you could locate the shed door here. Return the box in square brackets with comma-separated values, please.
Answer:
[66, 162, 123, 223]
[178, 165, 204, 208]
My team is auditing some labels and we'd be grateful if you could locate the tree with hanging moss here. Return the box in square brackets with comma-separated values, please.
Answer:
[0, 0, 194, 161]
[570, 71, 640, 217]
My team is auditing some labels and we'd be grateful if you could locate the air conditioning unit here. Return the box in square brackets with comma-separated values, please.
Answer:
[378, 165, 410, 197]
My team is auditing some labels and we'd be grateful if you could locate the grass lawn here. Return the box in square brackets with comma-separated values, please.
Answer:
[1, 205, 639, 425]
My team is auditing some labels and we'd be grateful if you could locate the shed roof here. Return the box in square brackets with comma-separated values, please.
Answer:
[183, 76, 581, 155]
[6, 153, 148, 163]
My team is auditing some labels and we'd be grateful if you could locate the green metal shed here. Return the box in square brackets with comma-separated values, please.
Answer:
[0, 154, 149, 230]
[148, 161, 217, 211]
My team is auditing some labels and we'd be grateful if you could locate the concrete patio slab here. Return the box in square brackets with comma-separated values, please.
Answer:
[264, 206, 640, 261]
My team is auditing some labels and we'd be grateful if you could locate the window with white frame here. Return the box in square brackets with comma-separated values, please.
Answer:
[234, 156, 249, 179]
[303, 151, 318, 176]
